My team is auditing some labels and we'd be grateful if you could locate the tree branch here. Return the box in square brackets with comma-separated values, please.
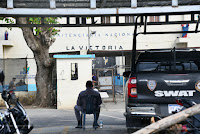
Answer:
[17, 17, 39, 52]
[40, 27, 55, 47]
[134, 104, 200, 134]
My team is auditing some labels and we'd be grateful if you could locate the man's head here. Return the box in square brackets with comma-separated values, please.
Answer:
[86, 80, 93, 88]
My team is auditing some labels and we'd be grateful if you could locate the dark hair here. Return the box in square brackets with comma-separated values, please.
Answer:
[86, 80, 93, 88]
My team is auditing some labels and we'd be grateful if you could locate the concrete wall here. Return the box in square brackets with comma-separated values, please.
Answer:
[55, 55, 94, 109]
[1, 15, 200, 59]
[0, 27, 37, 92]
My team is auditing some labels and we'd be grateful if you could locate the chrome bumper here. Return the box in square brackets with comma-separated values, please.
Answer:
[127, 107, 156, 115]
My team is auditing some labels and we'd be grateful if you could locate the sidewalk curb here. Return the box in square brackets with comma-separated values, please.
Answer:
[62, 125, 127, 134]
[62, 125, 126, 134]
[29, 125, 127, 134]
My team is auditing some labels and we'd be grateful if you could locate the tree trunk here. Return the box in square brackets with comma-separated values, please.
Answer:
[34, 53, 54, 107]
[133, 104, 200, 134]
[18, 17, 55, 107]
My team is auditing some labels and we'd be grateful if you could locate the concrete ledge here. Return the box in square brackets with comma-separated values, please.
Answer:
[0, 91, 36, 106]
[53, 54, 95, 59]
[0, 40, 14, 46]
[175, 37, 188, 44]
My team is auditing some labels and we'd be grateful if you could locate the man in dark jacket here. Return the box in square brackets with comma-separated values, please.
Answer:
[74, 80, 102, 128]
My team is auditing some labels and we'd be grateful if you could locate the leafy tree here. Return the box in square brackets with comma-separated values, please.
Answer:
[0, 17, 60, 107]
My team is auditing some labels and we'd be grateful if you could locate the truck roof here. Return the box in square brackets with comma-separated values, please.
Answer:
[137, 49, 200, 62]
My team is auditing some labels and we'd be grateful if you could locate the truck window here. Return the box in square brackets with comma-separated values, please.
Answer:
[183, 62, 199, 71]
[137, 62, 199, 72]
[137, 62, 159, 72]
[156, 64, 171, 71]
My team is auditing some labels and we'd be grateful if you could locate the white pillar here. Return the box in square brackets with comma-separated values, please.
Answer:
[50, 0, 56, 9]
[90, 0, 96, 9]
[172, 0, 178, 7]
[7, 0, 13, 9]
[0, 44, 3, 58]
[131, 0, 137, 8]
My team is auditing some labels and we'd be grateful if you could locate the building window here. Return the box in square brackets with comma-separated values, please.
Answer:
[125, 16, 135, 23]
[149, 16, 160, 22]
[71, 63, 78, 80]
[101, 16, 110, 24]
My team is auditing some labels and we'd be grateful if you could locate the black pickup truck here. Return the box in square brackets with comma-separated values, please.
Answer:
[124, 49, 200, 130]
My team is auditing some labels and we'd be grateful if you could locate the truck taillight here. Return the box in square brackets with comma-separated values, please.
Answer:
[128, 77, 137, 98]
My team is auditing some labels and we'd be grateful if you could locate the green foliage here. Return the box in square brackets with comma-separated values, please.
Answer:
[0, 17, 14, 30]
[34, 28, 42, 35]
[0, 17, 60, 36]
[29, 17, 60, 36]
[44, 17, 60, 24]
[0, 17, 14, 24]
[29, 17, 41, 24]
[28, 17, 60, 25]
[51, 28, 60, 36]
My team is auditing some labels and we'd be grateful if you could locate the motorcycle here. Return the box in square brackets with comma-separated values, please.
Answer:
[176, 98, 200, 134]
[0, 69, 33, 134]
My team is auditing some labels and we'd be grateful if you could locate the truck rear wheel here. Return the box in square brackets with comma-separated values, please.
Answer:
[127, 128, 138, 133]
[126, 116, 142, 129]
[126, 116, 151, 133]
[126, 116, 142, 134]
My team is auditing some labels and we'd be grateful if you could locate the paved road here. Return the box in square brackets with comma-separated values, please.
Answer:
[31, 125, 128, 134]
[27, 99, 128, 134]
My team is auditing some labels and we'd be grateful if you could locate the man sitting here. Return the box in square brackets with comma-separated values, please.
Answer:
[74, 80, 102, 128]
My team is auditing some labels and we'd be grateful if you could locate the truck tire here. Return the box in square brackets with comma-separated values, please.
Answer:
[127, 128, 137, 133]
[126, 116, 142, 129]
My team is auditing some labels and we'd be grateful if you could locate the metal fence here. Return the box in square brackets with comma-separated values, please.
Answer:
[0, 58, 57, 93]
[92, 56, 131, 102]
[0, 58, 28, 92]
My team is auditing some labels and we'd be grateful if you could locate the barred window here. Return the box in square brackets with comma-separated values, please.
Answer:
[149, 16, 160, 22]
[71, 63, 78, 80]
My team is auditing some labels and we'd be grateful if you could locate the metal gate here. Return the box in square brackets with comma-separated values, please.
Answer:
[0, 58, 27, 92]
[96, 68, 115, 102]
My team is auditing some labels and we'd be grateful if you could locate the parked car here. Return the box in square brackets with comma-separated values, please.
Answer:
[123, 49, 200, 132]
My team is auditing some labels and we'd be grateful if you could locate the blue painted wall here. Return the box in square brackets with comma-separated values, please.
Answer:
[28, 84, 37, 91]
[114, 75, 123, 86]
[0, 85, 28, 92]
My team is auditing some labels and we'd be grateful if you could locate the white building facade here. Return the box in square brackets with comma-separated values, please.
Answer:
[0, 14, 200, 92]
